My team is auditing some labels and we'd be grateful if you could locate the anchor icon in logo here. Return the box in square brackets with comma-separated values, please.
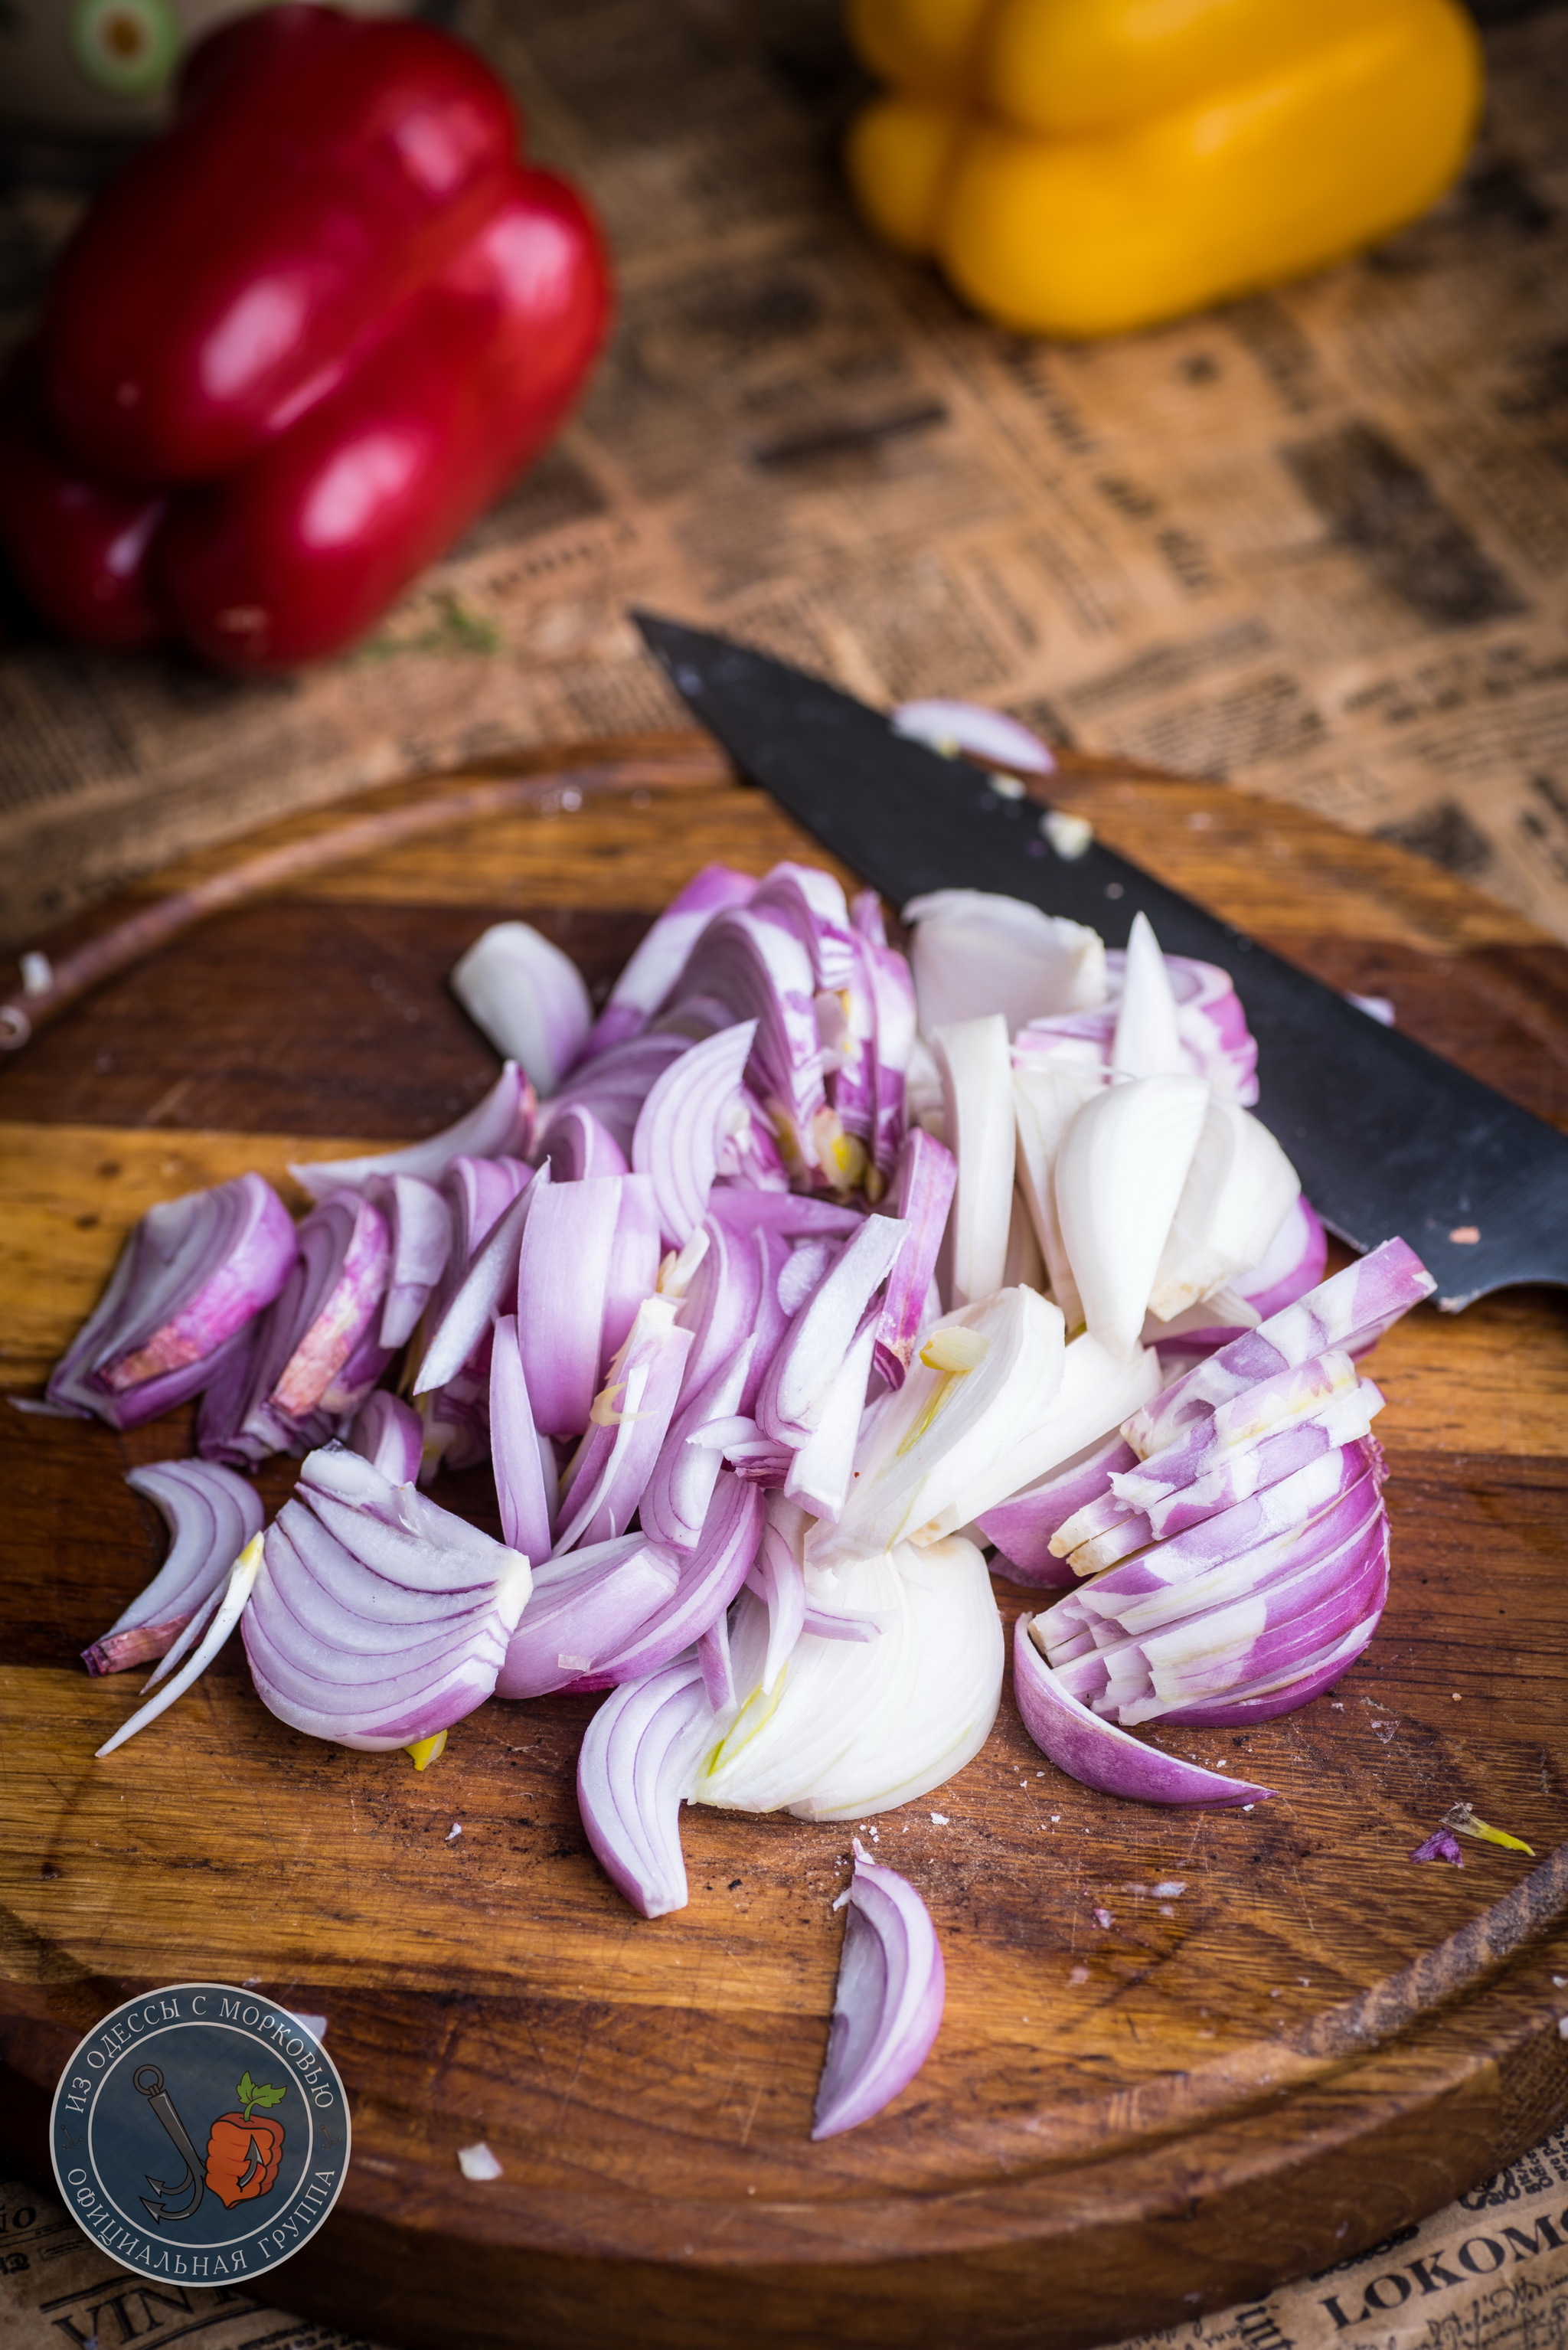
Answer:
[132, 2064, 207, 2223]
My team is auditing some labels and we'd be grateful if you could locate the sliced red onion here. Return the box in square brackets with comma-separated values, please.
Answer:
[673, 1213, 763, 1407]
[96, 1536, 263, 1759]
[705, 1190, 863, 1239]
[496, 1535, 681, 1699]
[538, 1104, 629, 1182]
[570, 1469, 763, 1688]
[640, 1335, 756, 1549]
[749, 864, 856, 994]
[1014, 951, 1258, 1106]
[1152, 1195, 1328, 1355]
[784, 1311, 880, 1521]
[488, 1312, 554, 1560]
[83, 1459, 263, 1675]
[576, 1655, 716, 1918]
[1011, 1062, 1102, 1329]
[812, 1841, 946, 2141]
[1013, 1615, 1276, 1806]
[289, 1064, 534, 1201]
[939, 1331, 1161, 1552]
[553, 1296, 693, 1552]
[410, 1170, 544, 1479]
[1157, 1605, 1383, 1725]
[632, 1020, 758, 1247]
[930, 1014, 1014, 1307]
[657, 907, 828, 1182]
[243, 1446, 530, 1750]
[1054, 1074, 1210, 1359]
[1113, 1349, 1361, 1518]
[1070, 1440, 1382, 1613]
[514, 1175, 650, 1439]
[892, 698, 1054, 776]
[979, 1430, 1138, 1587]
[602, 1175, 662, 1371]
[874, 1130, 957, 1387]
[348, 1390, 423, 1486]
[746, 1508, 808, 1696]
[368, 1173, 452, 1349]
[1124, 1236, 1433, 1458]
[199, 1190, 391, 1466]
[698, 1605, 737, 1711]
[860, 923, 918, 1186]
[537, 1031, 693, 1159]
[1094, 1371, 1383, 1551]
[581, 865, 757, 1061]
[906, 890, 1104, 1040]
[49, 1173, 296, 1427]
[450, 923, 593, 1094]
[756, 1212, 903, 1447]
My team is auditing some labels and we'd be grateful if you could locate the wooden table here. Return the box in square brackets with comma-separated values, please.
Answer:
[4, 737, 1568, 2349]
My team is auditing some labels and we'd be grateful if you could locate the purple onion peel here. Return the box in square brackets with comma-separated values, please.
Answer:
[1013, 1616, 1276, 1806]
[812, 1843, 946, 2140]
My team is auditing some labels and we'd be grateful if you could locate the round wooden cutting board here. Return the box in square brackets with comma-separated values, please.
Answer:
[4, 734, 1568, 2350]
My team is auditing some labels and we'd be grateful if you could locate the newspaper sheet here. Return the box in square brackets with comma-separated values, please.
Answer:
[2, 0, 1567, 950]
[11, 2126, 1568, 2350]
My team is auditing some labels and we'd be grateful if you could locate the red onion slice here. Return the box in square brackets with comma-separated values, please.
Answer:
[892, 698, 1054, 775]
[84, 1458, 263, 1675]
[640, 1335, 756, 1550]
[199, 1189, 392, 1466]
[244, 1446, 530, 1750]
[656, 907, 828, 1182]
[96, 1538, 263, 1759]
[553, 1297, 694, 1552]
[497, 1535, 681, 1699]
[756, 1212, 903, 1448]
[49, 1173, 296, 1427]
[812, 1841, 946, 2140]
[537, 1031, 692, 1160]
[570, 1470, 763, 1688]
[368, 1173, 452, 1349]
[348, 1391, 423, 1486]
[577, 1655, 717, 1917]
[488, 1312, 554, 1562]
[289, 1064, 534, 1201]
[1013, 1615, 1276, 1806]
[413, 1168, 543, 1402]
[581, 865, 758, 1062]
[1125, 1236, 1433, 1459]
[979, 1430, 1138, 1587]
[873, 1129, 957, 1389]
[539, 1104, 629, 1182]
[1152, 1195, 1328, 1355]
[632, 1020, 759, 1247]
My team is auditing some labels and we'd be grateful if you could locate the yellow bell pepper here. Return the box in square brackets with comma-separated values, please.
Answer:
[845, 0, 1482, 338]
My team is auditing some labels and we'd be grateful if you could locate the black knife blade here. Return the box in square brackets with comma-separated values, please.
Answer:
[635, 610, 1568, 1312]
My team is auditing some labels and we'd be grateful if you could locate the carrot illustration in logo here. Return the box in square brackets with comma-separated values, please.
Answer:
[204, 2072, 287, 2208]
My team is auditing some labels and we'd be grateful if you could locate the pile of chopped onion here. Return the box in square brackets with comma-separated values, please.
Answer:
[54, 854, 1438, 2141]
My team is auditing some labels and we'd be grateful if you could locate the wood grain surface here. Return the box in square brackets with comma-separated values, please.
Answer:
[4, 736, 1568, 2350]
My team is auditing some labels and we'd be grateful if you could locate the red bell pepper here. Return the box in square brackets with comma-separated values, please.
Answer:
[41, 5, 518, 485]
[157, 164, 608, 670]
[0, 364, 165, 649]
[0, 5, 610, 673]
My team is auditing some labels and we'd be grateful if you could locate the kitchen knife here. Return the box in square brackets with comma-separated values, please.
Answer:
[634, 611, 1568, 1312]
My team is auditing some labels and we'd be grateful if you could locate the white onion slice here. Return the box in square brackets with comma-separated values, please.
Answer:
[1054, 1074, 1209, 1358]
[812, 1841, 945, 2140]
[930, 1014, 1014, 1308]
[450, 923, 593, 1094]
[904, 891, 1103, 1039]
[891, 698, 1054, 775]
[1111, 912, 1185, 1078]
[1148, 1100, 1299, 1324]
